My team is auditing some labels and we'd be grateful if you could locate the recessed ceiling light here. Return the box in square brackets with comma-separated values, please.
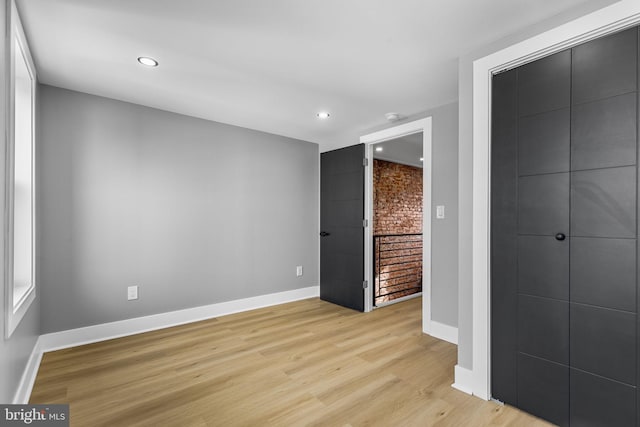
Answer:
[375, 147, 383, 152]
[420, 157, 424, 161]
[137, 56, 158, 67]
[317, 111, 330, 119]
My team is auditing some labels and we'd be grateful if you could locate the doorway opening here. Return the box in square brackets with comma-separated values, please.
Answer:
[361, 118, 432, 334]
[371, 134, 424, 307]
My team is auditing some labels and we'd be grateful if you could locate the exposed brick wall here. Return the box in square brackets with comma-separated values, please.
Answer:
[373, 159, 423, 235]
[373, 159, 423, 305]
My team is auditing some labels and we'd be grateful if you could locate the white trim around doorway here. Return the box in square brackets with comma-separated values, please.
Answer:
[471, 0, 640, 401]
[360, 118, 433, 334]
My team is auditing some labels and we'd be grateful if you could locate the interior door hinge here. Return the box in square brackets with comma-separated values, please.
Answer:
[363, 158, 368, 167]
[363, 280, 368, 289]
[363, 219, 368, 227]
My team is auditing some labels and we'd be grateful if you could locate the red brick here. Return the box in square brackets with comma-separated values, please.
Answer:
[373, 159, 423, 305]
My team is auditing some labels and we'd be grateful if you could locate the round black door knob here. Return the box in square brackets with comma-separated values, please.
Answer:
[555, 233, 566, 241]
[320, 231, 331, 237]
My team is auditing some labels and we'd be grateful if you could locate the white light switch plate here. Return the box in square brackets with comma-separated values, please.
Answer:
[296, 266, 303, 277]
[436, 205, 445, 219]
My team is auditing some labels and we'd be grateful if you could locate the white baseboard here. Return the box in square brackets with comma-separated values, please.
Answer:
[452, 364, 474, 395]
[427, 320, 458, 345]
[13, 338, 43, 404]
[39, 286, 319, 352]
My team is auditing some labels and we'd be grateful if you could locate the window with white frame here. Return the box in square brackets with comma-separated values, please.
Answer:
[6, 1, 36, 338]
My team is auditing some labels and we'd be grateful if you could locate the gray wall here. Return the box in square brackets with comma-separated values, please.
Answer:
[429, 103, 459, 327]
[358, 102, 459, 328]
[38, 85, 319, 334]
[0, 0, 40, 403]
[456, 0, 621, 369]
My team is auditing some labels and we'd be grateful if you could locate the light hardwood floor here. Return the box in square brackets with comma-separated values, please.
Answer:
[30, 297, 551, 426]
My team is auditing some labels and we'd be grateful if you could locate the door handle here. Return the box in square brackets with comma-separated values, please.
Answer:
[555, 233, 566, 241]
[320, 231, 331, 237]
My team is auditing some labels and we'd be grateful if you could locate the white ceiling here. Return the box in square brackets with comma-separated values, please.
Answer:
[373, 133, 423, 168]
[17, 0, 615, 151]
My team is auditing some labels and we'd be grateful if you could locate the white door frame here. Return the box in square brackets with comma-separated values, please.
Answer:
[471, 0, 640, 400]
[360, 118, 433, 333]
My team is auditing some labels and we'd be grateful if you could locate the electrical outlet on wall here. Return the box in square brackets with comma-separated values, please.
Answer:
[296, 266, 303, 277]
[127, 285, 138, 301]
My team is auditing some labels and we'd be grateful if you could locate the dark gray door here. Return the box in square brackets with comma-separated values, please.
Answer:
[491, 27, 639, 427]
[320, 144, 365, 311]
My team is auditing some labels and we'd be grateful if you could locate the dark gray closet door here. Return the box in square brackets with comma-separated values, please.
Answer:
[491, 26, 639, 427]
[516, 50, 572, 427]
[568, 27, 638, 427]
[491, 69, 519, 406]
[320, 144, 365, 312]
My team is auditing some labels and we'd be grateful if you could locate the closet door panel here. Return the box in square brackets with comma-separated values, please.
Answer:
[570, 369, 636, 427]
[518, 236, 569, 300]
[518, 51, 571, 117]
[572, 27, 638, 105]
[571, 166, 636, 239]
[571, 92, 637, 171]
[517, 353, 569, 427]
[490, 70, 519, 405]
[518, 295, 569, 364]
[518, 173, 569, 236]
[570, 304, 636, 385]
[519, 108, 570, 175]
[570, 237, 636, 312]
